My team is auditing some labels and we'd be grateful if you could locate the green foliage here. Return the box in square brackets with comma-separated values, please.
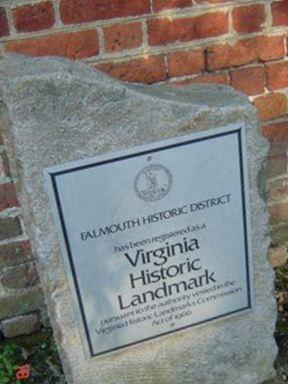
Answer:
[0, 343, 21, 384]
[0, 330, 65, 384]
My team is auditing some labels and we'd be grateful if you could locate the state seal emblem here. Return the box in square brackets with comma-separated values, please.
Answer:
[134, 164, 173, 202]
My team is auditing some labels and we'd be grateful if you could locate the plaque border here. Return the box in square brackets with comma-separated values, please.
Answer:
[47, 124, 252, 358]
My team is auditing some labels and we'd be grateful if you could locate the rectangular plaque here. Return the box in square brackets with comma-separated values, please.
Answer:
[45, 123, 253, 358]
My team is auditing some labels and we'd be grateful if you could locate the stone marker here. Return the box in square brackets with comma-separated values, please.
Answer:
[0, 55, 277, 384]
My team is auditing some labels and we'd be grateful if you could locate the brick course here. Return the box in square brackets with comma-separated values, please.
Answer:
[269, 177, 288, 204]
[170, 72, 229, 87]
[103, 22, 143, 53]
[230, 65, 265, 96]
[167, 49, 205, 77]
[147, 12, 228, 46]
[0, 151, 11, 178]
[253, 93, 287, 121]
[0, 183, 19, 211]
[96, 56, 167, 84]
[0, 7, 9, 38]
[271, 0, 288, 26]
[0, 241, 32, 267]
[266, 61, 288, 91]
[207, 35, 285, 71]
[5, 30, 100, 59]
[0, 217, 22, 240]
[12, 1, 55, 33]
[0, 261, 39, 290]
[153, 0, 191, 12]
[232, 4, 266, 34]
[60, 0, 150, 24]
[262, 121, 288, 144]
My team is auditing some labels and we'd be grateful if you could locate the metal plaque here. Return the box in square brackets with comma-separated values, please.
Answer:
[45, 123, 253, 358]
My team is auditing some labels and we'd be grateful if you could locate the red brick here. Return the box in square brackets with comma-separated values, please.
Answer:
[0, 7, 9, 37]
[207, 39, 257, 71]
[207, 35, 285, 71]
[153, 0, 191, 13]
[0, 289, 44, 322]
[268, 176, 288, 203]
[232, 4, 266, 34]
[272, 0, 288, 26]
[103, 22, 142, 53]
[167, 49, 205, 77]
[0, 262, 39, 290]
[96, 56, 167, 84]
[188, 73, 229, 85]
[269, 245, 288, 268]
[230, 65, 265, 96]
[0, 218, 22, 241]
[195, 0, 229, 3]
[271, 223, 288, 245]
[0, 241, 32, 267]
[253, 93, 287, 121]
[148, 12, 228, 46]
[269, 202, 288, 224]
[0, 151, 11, 178]
[60, 0, 150, 24]
[269, 141, 288, 157]
[266, 152, 287, 178]
[171, 72, 229, 87]
[262, 121, 288, 144]
[12, 1, 55, 33]
[257, 35, 285, 62]
[0, 184, 19, 212]
[266, 61, 288, 91]
[5, 30, 99, 59]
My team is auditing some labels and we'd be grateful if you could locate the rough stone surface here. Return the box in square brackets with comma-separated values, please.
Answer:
[40, 309, 51, 328]
[0, 55, 277, 384]
[0, 312, 41, 338]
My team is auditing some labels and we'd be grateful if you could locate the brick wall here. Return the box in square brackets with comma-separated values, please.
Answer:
[0, 0, 287, 337]
[0, 111, 46, 337]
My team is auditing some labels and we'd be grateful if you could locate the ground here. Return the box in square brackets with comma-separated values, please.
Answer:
[0, 264, 287, 383]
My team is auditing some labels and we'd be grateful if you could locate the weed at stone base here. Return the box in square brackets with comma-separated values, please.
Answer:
[0, 343, 21, 384]
[0, 330, 65, 384]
